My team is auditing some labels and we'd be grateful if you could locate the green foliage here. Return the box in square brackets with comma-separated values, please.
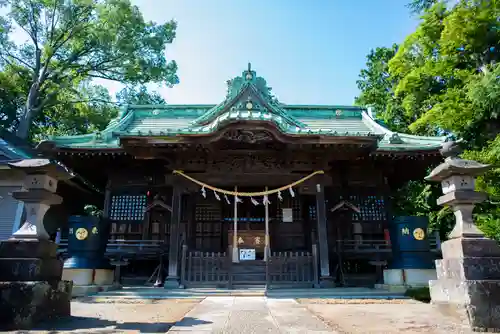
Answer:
[392, 180, 454, 238]
[0, 0, 178, 139]
[355, 45, 409, 132]
[357, 0, 500, 237]
[0, 67, 26, 130]
[116, 85, 166, 105]
[405, 287, 431, 303]
[83, 204, 103, 218]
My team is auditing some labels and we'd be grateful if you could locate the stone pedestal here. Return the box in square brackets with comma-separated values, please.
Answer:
[425, 141, 500, 332]
[0, 159, 73, 330]
[0, 239, 72, 330]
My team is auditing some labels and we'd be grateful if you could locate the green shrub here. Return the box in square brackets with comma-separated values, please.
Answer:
[405, 287, 431, 303]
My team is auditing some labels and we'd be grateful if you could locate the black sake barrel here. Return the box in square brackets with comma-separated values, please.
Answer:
[388, 216, 434, 269]
[63, 215, 111, 269]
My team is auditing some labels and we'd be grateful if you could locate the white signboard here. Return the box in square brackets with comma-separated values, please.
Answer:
[239, 248, 256, 261]
[282, 208, 293, 222]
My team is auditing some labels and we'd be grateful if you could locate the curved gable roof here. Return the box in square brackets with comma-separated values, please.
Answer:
[39, 64, 446, 153]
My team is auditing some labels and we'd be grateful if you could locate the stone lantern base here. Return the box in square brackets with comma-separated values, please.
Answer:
[0, 239, 73, 330]
[429, 237, 500, 332]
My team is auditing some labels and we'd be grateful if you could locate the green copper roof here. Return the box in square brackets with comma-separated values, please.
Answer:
[42, 64, 446, 152]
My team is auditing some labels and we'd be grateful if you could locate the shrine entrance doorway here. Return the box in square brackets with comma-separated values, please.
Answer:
[226, 199, 266, 262]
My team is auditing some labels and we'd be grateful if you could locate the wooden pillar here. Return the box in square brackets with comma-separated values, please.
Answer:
[232, 186, 239, 263]
[316, 182, 334, 287]
[264, 186, 270, 261]
[164, 185, 182, 288]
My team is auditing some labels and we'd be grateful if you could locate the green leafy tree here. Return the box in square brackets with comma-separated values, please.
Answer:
[0, 0, 178, 139]
[0, 66, 27, 130]
[357, 0, 500, 238]
[390, 0, 500, 143]
[355, 44, 410, 132]
[116, 85, 166, 105]
[407, 0, 441, 14]
[34, 83, 118, 139]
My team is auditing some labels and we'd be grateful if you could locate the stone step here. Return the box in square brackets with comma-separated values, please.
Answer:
[86, 286, 407, 301]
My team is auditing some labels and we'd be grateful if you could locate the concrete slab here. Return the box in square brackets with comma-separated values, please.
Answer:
[168, 296, 337, 333]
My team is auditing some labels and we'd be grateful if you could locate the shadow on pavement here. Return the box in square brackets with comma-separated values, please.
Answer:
[24, 316, 212, 333]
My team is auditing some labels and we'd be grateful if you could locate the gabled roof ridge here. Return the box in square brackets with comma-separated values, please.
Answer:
[190, 81, 306, 128]
[126, 104, 215, 109]
[247, 84, 305, 128]
[191, 82, 251, 125]
[285, 104, 366, 110]
[361, 111, 392, 135]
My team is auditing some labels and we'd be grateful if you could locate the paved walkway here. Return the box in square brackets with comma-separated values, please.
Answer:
[168, 296, 335, 333]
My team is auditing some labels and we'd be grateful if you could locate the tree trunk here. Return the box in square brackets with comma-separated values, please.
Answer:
[16, 82, 39, 140]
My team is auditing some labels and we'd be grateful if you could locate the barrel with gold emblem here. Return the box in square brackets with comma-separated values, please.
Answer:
[63, 215, 111, 269]
[388, 216, 434, 269]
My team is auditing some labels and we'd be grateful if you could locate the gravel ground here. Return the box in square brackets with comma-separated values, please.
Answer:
[9, 298, 201, 334]
[299, 299, 472, 334]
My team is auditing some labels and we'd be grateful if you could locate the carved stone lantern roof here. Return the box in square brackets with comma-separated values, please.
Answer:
[425, 141, 491, 182]
[8, 158, 73, 180]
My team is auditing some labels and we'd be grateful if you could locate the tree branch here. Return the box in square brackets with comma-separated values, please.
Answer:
[0, 51, 35, 70]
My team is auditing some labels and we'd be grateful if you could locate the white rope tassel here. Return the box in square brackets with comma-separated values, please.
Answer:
[251, 197, 259, 205]
[235, 196, 243, 203]
[224, 194, 231, 204]
[277, 190, 283, 201]
[201, 186, 206, 198]
[289, 187, 295, 198]
[214, 190, 220, 201]
[263, 195, 271, 205]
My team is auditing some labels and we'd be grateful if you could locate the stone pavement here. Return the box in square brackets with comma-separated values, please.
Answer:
[168, 296, 335, 333]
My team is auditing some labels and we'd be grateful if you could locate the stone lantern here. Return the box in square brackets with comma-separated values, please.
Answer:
[425, 140, 500, 332]
[0, 159, 73, 330]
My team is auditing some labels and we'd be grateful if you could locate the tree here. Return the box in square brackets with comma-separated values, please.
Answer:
[356, 0, 500, 239]
[0, 66, 26, 131]
[407, 0, 441, 14]
[390, 0, 500, 144]
[116, 85, 166, 105]
[34, 83, 118, 139]
[0, 0, 178, 139]
[355, 44, 409, 132]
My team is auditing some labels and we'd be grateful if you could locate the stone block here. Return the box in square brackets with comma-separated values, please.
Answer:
[0, 280, 73, 330]
[430, 278, 500, 331]
[0, 239, 58, 258]
[62, 268, 94, 286]
[0, 258, 63, 281]
[436, 257, 500, 280]
[94, 268, 114, 285]
[441, 237, 500, 259]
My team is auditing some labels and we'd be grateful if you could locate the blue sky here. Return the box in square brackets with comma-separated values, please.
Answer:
[4, 1, 419, 106]
[119, 0, 419, 105]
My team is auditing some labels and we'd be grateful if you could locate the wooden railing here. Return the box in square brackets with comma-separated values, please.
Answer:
[335, 234, 441, 253]
[56, 239, 165, 259]
[267, 244, 318, 287]
[57, 235, 441, 257]
[337, 240, 391, 253]
[180, 245, 230, 288]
